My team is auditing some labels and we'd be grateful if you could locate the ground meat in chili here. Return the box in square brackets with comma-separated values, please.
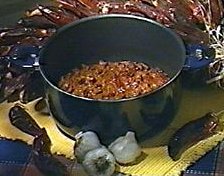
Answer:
[58, 60, 170, 100]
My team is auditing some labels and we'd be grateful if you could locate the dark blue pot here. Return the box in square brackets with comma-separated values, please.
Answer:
[39, 15, 186, 144]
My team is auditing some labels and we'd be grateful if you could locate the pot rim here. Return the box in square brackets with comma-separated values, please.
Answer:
[39, 14, 186, 103]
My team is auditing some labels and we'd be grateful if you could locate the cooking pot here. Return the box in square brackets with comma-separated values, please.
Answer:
[39, 14, 186, 144]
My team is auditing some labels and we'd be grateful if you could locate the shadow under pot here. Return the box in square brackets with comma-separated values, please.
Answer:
[39, 14, 186, 145]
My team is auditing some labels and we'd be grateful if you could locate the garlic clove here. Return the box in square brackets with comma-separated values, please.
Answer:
[108, 131, 141, 164]
[82, 146, 116, 176]
[74, 131, 102, 162]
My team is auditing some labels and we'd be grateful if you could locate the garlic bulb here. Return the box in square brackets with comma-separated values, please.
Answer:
[108, 131, 141, 164]
[82, 146, 116, 176]
[74, 131, 102, 162]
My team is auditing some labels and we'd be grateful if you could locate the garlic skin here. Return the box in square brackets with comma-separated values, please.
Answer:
[82, 146, 116, 176]
[74, 131, 102, 162]
[108, 131, 141, 164]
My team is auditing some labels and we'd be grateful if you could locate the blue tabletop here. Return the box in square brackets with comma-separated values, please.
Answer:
[0, 138, 224, 176]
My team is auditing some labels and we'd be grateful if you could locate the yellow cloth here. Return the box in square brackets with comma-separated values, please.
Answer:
[0, 100, 223, 176]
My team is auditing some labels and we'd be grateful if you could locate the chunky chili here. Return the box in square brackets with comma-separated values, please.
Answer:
[58, 61, 169, 100]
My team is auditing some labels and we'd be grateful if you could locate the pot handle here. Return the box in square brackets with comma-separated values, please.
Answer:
[1, 45, 40, 70]
[183, 44, 215, 71]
